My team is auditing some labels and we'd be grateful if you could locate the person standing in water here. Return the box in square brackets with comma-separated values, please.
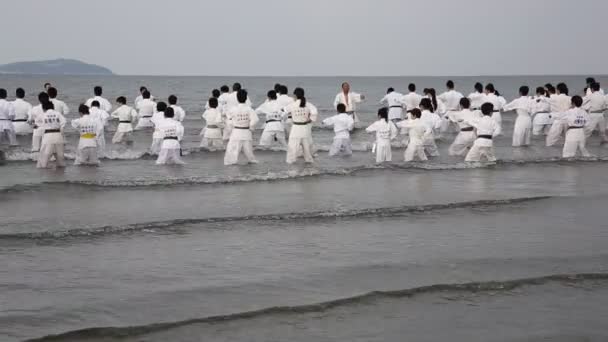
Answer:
[256, 90, 287, 149]
[397, 108, 432, 162]
[380, 87, 404, 123]
[11, 88, 33, 136]
[36, 101, 66, 169]
[224, 90, 259, 165]
[503, 86, 533, 147]
[71, 104, 102, 166]
[111, 96, 137, 144]
[583, 82, 607, 143]
[156, 107, 186, 165]
[448, 97, 482, 156]
[562, 95, 592, 158]
[333, 82, 365, 125]
[0, 88, 17, 147]
[365, 107, 398, 163]
[85, 86, 112, 112]
[284, 88, 317, 164]
[322, 103, 355, 157]
[464, 103, 501, 162]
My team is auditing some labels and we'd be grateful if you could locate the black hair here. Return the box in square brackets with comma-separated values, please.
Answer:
[94, 86, 103, 96]
[267, 90, 277, 100]
[426, 89, 438, 112]
[44, 82, 51, 88]
[38, 92, 49, 103]
[236, 89, 248, 104]
[91, 100, 100, 108]
[378, 107, 389, 122]
[42, 101, 55, 111]
[143, 90, 151, 99]
[485, 83, 495, 93]
[140, 86, 147, 93]
[571, 95, 583, 107]
[495, 90, 501, 97]
[279, 85, 288, 95]
[212, 89, 220, 98]
[220, 85, 230, 93]
[116, 96, 127, 104]
[16, 88, 25, 99]
[446, 80, 455, 89]
[459, 97, 471, 109]
[410, 108, 422, 119]
[156, 101, 167, 112]
[337, 103, 346, 113]
[294, 87, 306, 107]
[274, 83, 282, 92]
[591, 82, 601, 91]
[474, 82, 483, 93]
[168, 95, 177, 105]
[419, 98, 433, 112]
[408, 83, 416, 92]
[536, 87, 546, 96]
[164, 107, 175, 118]
[208, 97, 218, 108]
[79, 104, 90, 115]
[387, 87, 395, 93]
[47, 87, 58, 99]
[586, 77, 596, 85]
[481, 102, 494, 116]
[556, 83, 569, 95]
[519, 86, 529, 96]
[0, 88, 6, 99]
[546, 84, 556, 94]
[233, 83, 242, 92]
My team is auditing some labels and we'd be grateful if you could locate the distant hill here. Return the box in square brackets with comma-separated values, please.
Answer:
[0, 59, 114, 75]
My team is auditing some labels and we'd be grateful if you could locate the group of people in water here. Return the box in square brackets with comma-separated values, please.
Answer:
[0, 77, 605, 168]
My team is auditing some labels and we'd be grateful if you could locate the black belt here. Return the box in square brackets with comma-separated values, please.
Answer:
[568, 126, 584, 130]
[590, 112, 604, 114]
[45, 129, 61, 134]
[234, 126, 250, 129]
[206, 125, 219, 129]
[389, 106, 402, 108]
[164, 136, 179, 140]
[0, 119, 9, 121]
[478, 134, 493, 140]
[12, 119, 28, 122]
[287, 116, 292, 119]
[460, 127, 474, 132]
[292, 121, 310, 125]
[119, 120, 131, 123]
[142, 115, 153, 118]
[492, 110, 500, 113]
[266, 119, 280, 123]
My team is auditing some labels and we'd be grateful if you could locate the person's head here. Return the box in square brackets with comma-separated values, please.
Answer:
[591, 82, 601, 92]
[408, 83, 416, 92]
[423, 88, 430, 95]
[446, 80, 455, 90]
[139, 86, 148, 94]
[556, 83, 569, 95]
[16, 88, 25, 99]
[143, 90, 151, 99]
[387, 87, 395, 94]
[294, 87, 306, 107]
[0, 88, 6, 99]
[519, 86, 529, 96]
[116, 96, 127, 105]
[38, 92, 49, 104]
[42, 100, 55, 111]
[168, 95, 177, 105]
[586, 77, 596, 85]
[232, 82, 242, 92]
[459, 97, 471, 109]
[474, 82, 483, 93]
[419, 98, 433, 111]
[337, 103, 346, 113]
[481, 102, 494, 116]
[208, 97, 218, 109]
[571, 95, 583, 108]
[47, 87, 58, 99]
[220, 85, 230, 93]
[94, 86, 103, 96]
[378, 107, 389, 122]
[267, 90, 277, 101]
[156, 101, 167, 112]
[485, 83, 495, 94]
[536, 87, 546, 96]
[164, 107, 175, 119]
[279, 85, 288, 95]
[410, 108, 422, 119]
[44, 82, 51, 91]
[91, 100, 100, 108]
[78, 104, 90, 116]
[274, 83, 282, 93]
[237, 89, 248, 104]
[212, 89, 221, 98]
[341, 82, 350, 93]
[546, 84, 556, 94]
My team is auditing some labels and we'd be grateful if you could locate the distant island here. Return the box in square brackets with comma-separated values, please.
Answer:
[0, 59, 114, 75]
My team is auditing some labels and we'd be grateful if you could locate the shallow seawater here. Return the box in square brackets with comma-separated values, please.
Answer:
[1, 75, 608, 342]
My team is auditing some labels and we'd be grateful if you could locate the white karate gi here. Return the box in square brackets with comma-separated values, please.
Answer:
[71, 115, 102, 166]
[400, 92, 423, 112]
[561, 108, 591, 158]
[468, 92, 486, 110]
[135, 99, 157, 130]
[464, 116, 500, 162]
[156, 118, 185, 165]
[224, 104, 259, 165]
[504, 96, 533, 147]
[29, 105, 45, 151]
[201, 108, 224, 149]
[448, 109, 483, 156]
[111, 105, 137, 143]
[150, 111, 166, 155]
[323, 113, 355, 156]
[531, 95, 552, 136]
[438, 90, 464, 133]
[380, 91, 404, 121]
[334, 92, 364, 124]
[170, 105, 186, 122]
[483, 93, 504, 136]
[256, 100, 287, 148]
[11, 98, 33, 135]
[90, 107, 110, 158]
[583, 91, 607, 142]
[135, 94, 154, 107]
[51, 98, 70, 116]
[36, 109, 66, 168]
[397, 119, 432, 162]
[85, 96, 112, 113]
[284, 100, 318, 164]
[420, 110, 442, 157]
[277, 94, 295, 134]
[366, 119, 397, 163]
[546, 94, 571, 146]
[0, 99, 17, 146]
[223, 93, 252, 141]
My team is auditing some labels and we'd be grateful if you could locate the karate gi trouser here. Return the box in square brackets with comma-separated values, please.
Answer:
[404, 143, 427, 162]
[224, 139, 257, 165]
[32, 128, 44, 152]
[584, 113, 607, 141]
[449, 131, 476, 156]
[563, 128, 591, 158]
[423, 137, 440, 157]
[546, 121, 565, 147]
[286, 137, 313, 164]
[135, 118, 153, 130]
[329, 137, 352, 157]
[75, 147, 99, 166]
[13, 122, 33, 135]
[259, 130, 287, 147]
[157, 148, 185, 165]
[37, 134, 65, 168]
[533, 124, 551, 136]
[0, 128, 17, 146]
[375, 140, 392, 163]
[112, 131, 133, 144]
[150, 138, 163, 155]
[465, 141, 496, 162]
[96, 134, 106, 158]
[200, 138, 223, 149]
[512, 117, 532, 147]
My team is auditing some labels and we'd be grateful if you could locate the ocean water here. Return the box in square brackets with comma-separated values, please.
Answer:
[1, 75, 608, 342]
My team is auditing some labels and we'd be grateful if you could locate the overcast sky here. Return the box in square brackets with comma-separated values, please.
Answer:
[1, 0, 606, 76]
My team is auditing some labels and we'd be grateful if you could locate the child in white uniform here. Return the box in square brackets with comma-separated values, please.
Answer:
[322, 104, 355, 157]
[365, 107, 398, 163]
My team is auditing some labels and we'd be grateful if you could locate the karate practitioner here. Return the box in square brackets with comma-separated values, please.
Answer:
[224, 90, 259, 165]
[365, 107, 398, 163]
[256, 90, 287, 148]
[483, 84, 504, 135]
[71, 104, 102, 166]
[135, 86, 154, 107]
[156, 107, 185, 165]
[284, 88, 317, 164]
[218, 85, 231, 115]
[36, 101, 66, 169]
[418, 98, 442, 157]
[464, 103, 500, 162]
[169, 95, 186, 122]
[438, 80, 464, 133]
[85, 86, 112, 112]
[397, 108, 432, 162]
[468, 82, 485, 110]
[546, 83, 571, 146]
[223, 83, 252, 141]
[531, 87, 552, 136]
[333, 82, 365, 125]
[380, 87, 404, 122]
[277, 85, 295, 134]
[204, 89, 221, 110]
[585, 77, 604, 96]
[400, 83, 423, 113]
[150, 102, 168, 155]
[448, 97, 482, 156]
[135, 90, 156, 130]
[47, 87, 69, 116]
[89, 101, 110, 158]
[111, 97, 137, 144]
[0, 89, 17, 146]
[322, 103, 355, 157]
[561, 95, 591, 158]
[582, 82, 607, 143]
[11, 88, 33, 135]
[503, 86, 533, 147]
[29, 92, 49, 152]
[201, 97, 224, 150]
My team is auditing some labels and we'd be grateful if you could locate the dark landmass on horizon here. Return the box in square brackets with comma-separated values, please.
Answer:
[0, 59, 113, 75]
